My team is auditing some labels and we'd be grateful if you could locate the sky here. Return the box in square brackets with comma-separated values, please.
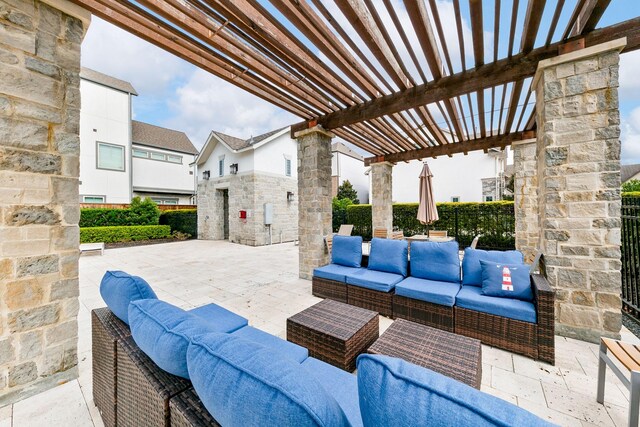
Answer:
[80, 0, 640, 164]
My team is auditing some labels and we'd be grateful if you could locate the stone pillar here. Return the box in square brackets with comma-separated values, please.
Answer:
[0, 0, 89, 403]
[533, 39, 625, 342]
[295, 126, 333, 279]
[371, 162, 393, 233]
[513, 140, 539, 263]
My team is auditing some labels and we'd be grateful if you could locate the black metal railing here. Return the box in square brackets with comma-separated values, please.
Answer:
[622, 197, 640, 320]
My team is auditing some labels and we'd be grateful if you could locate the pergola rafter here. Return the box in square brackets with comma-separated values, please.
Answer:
[69, 0, 640, 164]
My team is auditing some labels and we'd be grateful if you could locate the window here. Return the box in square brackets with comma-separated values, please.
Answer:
[83, 195, 105, 203]
[150, 152, 166, 161]
[484, 195, 494, 202]
[151, 198, 179, 205]
[167, 155, 182, 164]
[132, 149, 148, 158]
[451, 196, 460, 203]
[219, 158, 224, 177]
[97, 142, 125, 171]
[285, 158, 292, 177]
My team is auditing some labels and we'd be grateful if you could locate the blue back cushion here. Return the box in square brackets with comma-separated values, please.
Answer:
[100, 270, 157, 324]
[332, 235, 363, 268]
[356, 354, 554, 427]
[480, 261, 533, 301]
[410, 241, 460, 283]
[368, 238, 408, 277]
[128, 299, 214, 379]
[462, 248, 524, 286]
[187, 333, 349, 427]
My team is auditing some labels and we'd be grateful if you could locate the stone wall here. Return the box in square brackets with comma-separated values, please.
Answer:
[371, 162, 393, 233]
[514, 141, 539, 263]
[197, 172, 297, 246]
[533, 41, 624, 342]
[296, 127, 332, 279]
[0, 0, 87, 403]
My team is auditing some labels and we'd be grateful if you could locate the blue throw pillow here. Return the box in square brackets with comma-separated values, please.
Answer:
[410, 241, 460, 283]
[356, 354, 554, 427]
[480, 260, 533, 301]
[99, 270, 157, 324]
[332, 235, 363, 268]
[368, 238, 408, 277]
[128, 299, 214, 379]
[187, 333, 349, 427]
[462, 248, 524, 286]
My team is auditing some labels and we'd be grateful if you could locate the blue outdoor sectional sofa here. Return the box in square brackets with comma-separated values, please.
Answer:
[92, 269, 554, 426]
[312, 236, 555, 364]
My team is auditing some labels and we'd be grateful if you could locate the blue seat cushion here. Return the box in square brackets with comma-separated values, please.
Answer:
[410, 241, 461, 283]
[302, 357, 362, 427]
[128, 299, 215, 379]
[462, 248, 524, 286]
[456, 286, 537, 323]
[368, 238, 408, 277]
[187, 333, 349, 427]
[395, 277, 460, 307]
[231, 326, 308, 363]
[100, 270, 157, 324]
[356, 354, 554, 427]
[332, 235, 363, 268]
[346, 269, 403, 292]
[188, 303, 248, 333]
[313, 264, 364, 283]
[480, 260, 533, 301]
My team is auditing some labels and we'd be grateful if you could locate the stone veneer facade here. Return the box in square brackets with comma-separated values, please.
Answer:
[295, 127, 332, 279]
[0, 0, 88, 403]
[371, 162, 393, 233]
[516, 40, 624, 342]
[198, 172, 297, 246]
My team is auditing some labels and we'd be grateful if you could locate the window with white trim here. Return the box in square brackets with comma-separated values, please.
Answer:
[218, 156, 225, 177]
[150, 152, 166, 161]
[132, 149, 148, 158]
[151, 197, 179, 205]
[285, 158, 292, 176]
[484, 195, 494, 202]
[167, 155, 182, 164]
[97, 142, 125, 171]
[83, 195, 105, 203]
[451, 196, 461, 203]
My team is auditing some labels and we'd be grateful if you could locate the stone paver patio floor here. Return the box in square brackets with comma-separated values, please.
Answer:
[1, 240, 638, 426]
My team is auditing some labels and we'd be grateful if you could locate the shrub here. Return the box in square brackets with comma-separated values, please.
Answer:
[80, 197, 161, 227]
[332, 198, 352, 232]
[622, 179, 640, 193]
[80, 225, 171, 243]
[346, 204, 372, 240]
[336, 180, 359, 204]
[160, 209, 197, 238]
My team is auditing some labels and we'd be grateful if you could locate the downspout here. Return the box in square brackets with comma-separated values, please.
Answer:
[128, 93, 133, 202]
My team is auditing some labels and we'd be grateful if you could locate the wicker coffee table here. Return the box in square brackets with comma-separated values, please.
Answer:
[368, 318, 482, 388]
[287, 299, 379, 372]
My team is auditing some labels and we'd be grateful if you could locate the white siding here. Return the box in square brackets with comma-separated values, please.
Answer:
[79, 79, 131, 203]
[334, 153, 369, 203]
[199, 140, 253, 182]
[253, 133, 297, 178]
[132, 145, 195, 195]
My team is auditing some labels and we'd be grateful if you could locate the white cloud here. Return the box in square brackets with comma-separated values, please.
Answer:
[620, 50, 640, 104]
[163, 70, 297, 149]
[622, 107, 640, 165]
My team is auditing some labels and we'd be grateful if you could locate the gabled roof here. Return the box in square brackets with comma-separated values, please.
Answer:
[196, 126, 290, 165]
[80, 67, 138, 95]
[622, 164, 640, 183]
[332, 142, 363, 161]
[132, 121, 198, 155]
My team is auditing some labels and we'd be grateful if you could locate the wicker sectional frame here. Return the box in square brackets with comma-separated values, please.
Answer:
[346, 285, 394, 317]
[392, 295, 455, 332]
[169, 389, 221, 427]
[311, 277, 347, 302]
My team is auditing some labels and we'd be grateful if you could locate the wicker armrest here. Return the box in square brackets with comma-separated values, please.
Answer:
[531, 273, 555, 364]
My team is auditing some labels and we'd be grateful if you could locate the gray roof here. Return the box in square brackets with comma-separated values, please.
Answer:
[332, 141, 363, 161]
[622, 164, 640, 182]
[132, 121, 198, 155]
[80, 67, 138, 95]
[213, 127, 287, 151]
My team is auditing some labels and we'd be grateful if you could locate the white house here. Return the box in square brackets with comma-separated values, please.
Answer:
[79, 68, 197, 205]
[332, 142, 369, 203]
[196, 127, 297, 246]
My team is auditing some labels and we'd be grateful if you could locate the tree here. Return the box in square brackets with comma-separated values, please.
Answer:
[332, 197, 353, 231]
[336, 180, 359, 204]
[622, 179, 640, 193]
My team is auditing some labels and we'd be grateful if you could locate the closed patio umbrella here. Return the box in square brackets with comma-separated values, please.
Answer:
[417, 162, 439, 225]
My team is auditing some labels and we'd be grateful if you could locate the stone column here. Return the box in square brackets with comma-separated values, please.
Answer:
[513, 140, 539, 263]
[0, 0, 89, 404]
[371, 162, 393, 233]
[534, 39, 625, 342]
[295, 126, 333, 279]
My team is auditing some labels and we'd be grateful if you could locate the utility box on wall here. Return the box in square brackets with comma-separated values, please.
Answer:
[264, 203, 273, 225]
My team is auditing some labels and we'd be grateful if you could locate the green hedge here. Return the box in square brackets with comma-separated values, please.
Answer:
[79, 197, 161, 227]
[80, 225, 171, 244]
[345, 201, 515, 250]
[159, 209, 197, 238]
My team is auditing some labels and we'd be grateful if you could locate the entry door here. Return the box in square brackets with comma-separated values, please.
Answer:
[223, 189, 229, 240]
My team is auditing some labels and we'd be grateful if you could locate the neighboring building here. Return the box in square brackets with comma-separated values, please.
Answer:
[332, 142, 369, 203]
[621, 164, 640, 183]
[79, 68, 197, 205]
[196, 127, 297, 246]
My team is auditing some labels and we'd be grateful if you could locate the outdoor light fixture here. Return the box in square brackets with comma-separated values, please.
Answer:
[230, 163, 239, 174]
[287, 191, 294, 202]
[203, 170, 210, 180]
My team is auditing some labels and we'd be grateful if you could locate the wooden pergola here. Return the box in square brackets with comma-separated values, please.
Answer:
[72, 0, 640, 164]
